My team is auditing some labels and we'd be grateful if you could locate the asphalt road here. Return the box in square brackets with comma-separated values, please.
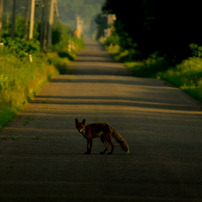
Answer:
[0, 41, 202, 201]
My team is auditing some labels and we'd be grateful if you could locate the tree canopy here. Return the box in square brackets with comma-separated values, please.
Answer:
[103, 0, 202, 59]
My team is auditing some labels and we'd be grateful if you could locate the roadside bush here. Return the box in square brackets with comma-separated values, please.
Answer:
[71, 35, 85, 50]
[157, 57, 202, 101]
[0, 20, 84, 129]
[104, 29, 202, 102]
[51, 23, 84, 61]
[189, 43, 202, 58]
[125, 55, 202, 101]
[47, 53, 70, 74]
[0, 47, 58, 128]
[3, 38, 40, 57]
[104, 31, 120, 47]
[125, 55, 167, 77]
[58, 50, 75, 61]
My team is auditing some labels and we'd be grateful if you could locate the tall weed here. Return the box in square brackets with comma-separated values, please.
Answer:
[157, 57, 202, 101]
[0, 49, 58, 128]
[105, 41, 202, 102]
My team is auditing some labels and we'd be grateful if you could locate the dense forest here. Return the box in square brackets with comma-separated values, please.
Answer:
[102, 0, 202, 60]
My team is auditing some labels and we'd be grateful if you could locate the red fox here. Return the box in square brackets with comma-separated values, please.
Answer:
[75, 119, 129, 154]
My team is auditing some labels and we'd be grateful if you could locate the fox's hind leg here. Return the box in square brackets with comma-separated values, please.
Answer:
[106, 135, 115, 155]
[100, 135, 109, 154]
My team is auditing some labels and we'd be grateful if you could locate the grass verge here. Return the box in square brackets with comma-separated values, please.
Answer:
[107, 44, 202, 102]
[125, 57, 202, 102]
[0, 52, 59, 129]
[47, 52, 70, 74]
[157, 57, 202, 102]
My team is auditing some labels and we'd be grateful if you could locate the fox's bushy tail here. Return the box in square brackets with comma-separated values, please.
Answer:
[112, 129, 129, 153]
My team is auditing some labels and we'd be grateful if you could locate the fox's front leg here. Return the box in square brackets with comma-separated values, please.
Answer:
[85, 139, 92, 154]
[100, 135, 109, 154]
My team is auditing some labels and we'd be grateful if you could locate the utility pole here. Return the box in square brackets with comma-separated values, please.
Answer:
[24, 0, 30, 39]
[40, 0, 48, 50]
[54, 0, 60, 22]
[29, 0, 35, 39]
[11, 0, 16, 38]
[0, 0, 3, 34]
[76, 15, 84, 38]
[47, 0, 55, 48]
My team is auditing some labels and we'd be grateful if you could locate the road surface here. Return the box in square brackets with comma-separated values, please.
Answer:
[0, 41, 202, 201]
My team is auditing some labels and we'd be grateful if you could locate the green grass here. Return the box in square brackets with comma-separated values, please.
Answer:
[0, 27, 85, 129]
[47, 52, 70, 74]
[0, 108, 16, 131]
[125, 57, 202, 102]
[0, 50, 58, 128]
[125, 56, 167, 77]
[157, 57, 202, 102]
[107, 44, 202, 102]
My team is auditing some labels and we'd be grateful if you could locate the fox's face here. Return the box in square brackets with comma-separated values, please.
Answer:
[75, 119, 86, 133]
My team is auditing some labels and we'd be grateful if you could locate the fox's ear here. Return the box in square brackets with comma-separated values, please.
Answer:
[75, 118, 79, 124]
[82, 119, 86, 125]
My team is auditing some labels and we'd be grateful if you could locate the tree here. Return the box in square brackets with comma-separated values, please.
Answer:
[95, 13, 107, 39]
[0, 0, 3, 34]
[24, 0, 30, 39]
[29, 0, 35, 39]
[47, 0, 54, 47]
[11, 0, 16, 38]
[103, 0, 202, 60]
[40, 0, 48, 50]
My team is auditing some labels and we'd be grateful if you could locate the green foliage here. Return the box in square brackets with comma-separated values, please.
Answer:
[157, 57, 202, 101]
[51, 23, 84, 61]
[125, 55, 202, 102]
[125, 52, 167, 77]
[51, 23, 73, 60]
[14, 15, 25, 38]
[49, 25, 85, 74]
[58, 51, 75, 61]
[95, 13, 108, 40]
[1, 14, 40, 40]
[2, 37, 40, 57]
[103, 0, 202, 60]
[48, 53, 70, 74]
[0, 74, 9, 90]
[0, 10, 86, 129]
[102, 1, 202, 102]
[189, 43, 202, 57]
[0, 37, 40, 58]
[104, 30, 120, 47]
[105, 33, 140, 62]
[52, 23, 70, 46]
[0, 9, 86, 129]
[103, 21, 140, 61]
[71, 35, 85, 50]
[0, 48, 58, 128]
[0, 108, 16, 130]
